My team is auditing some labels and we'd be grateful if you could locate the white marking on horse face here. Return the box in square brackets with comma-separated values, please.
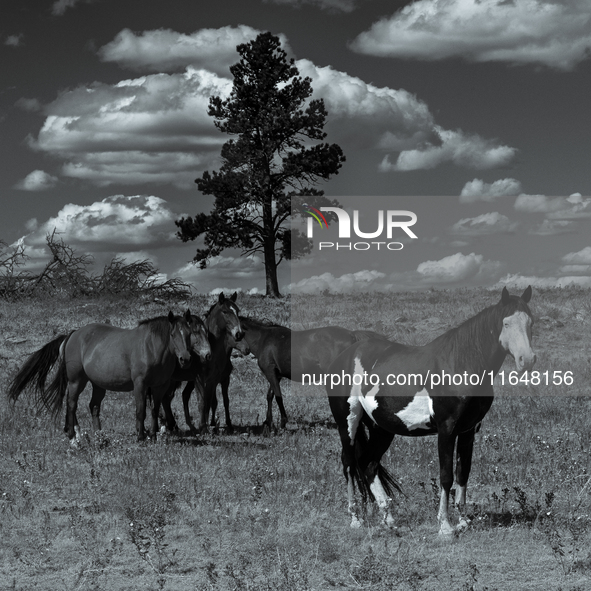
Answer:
[395, 389, 433, 431]
[499, 310, 536, 371]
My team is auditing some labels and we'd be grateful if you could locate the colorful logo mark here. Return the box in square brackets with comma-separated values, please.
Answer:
[305, 207, 328, 229]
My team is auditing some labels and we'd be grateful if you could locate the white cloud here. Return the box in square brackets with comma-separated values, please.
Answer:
[51, 0, 95, 16]
[350, 0, 591, 70]
[562, 246, 591, 266]
[25, 195, 180, 250]
[30, 68, 230, 188]
[287, 269, 386, 294]
[98, 26, 291, 75]
[417, 251, 501, 283]
[515, 193, 591, 219]
[14, 170, 59, 191]
[265, 0, 357, 12]
[529, 219, 576, 235]
[450, 212, 518, 236]
[460, 178, 522, 203]
[176, 255, 264, 285]
[30, 27, 517, 186]
[15, 98, 42, 112]
[4, 34, 24, 47]
[378, 127, 516, 171]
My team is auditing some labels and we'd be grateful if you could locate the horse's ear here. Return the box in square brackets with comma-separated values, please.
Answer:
[501, 286, 510, 305]
[218, 292, 225, 303]
[168, 310, 175, 323]
[231, 291, 237, 302]
[185, 308, 191, 321]
[521, 285, 532, 303]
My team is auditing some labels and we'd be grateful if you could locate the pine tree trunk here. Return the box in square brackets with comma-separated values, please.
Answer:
[264, 238, 282, 297]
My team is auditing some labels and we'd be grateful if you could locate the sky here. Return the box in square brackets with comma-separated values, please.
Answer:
[2, 0, 591, 295]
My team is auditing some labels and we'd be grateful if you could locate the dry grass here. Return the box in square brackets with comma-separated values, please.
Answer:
[0, 288, 590, 590]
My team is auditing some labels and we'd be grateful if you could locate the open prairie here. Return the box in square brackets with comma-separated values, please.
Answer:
[1, 288, 591, 590]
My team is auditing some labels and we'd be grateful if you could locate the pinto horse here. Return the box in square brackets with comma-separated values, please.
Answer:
[237, 318, 389, 432]
[160, 292, 248, 434]
[8, 311, 195, 442]
[326, 287, 536, 536]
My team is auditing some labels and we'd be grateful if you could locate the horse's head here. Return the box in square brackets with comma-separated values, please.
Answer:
[208, 291, 245, 342]
[498, 286, 536, 372]
[186, 310, 211, 363]
[167, 310, 193, 368]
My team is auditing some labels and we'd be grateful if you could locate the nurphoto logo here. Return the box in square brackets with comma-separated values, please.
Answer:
[305, 206, 418, 251]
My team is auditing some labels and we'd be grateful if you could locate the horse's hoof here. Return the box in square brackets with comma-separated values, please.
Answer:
[456, 518, 470, 533]
[225, 425, 234, 435]
[350, 516, 363, 528]
[262, 424, 272, 438]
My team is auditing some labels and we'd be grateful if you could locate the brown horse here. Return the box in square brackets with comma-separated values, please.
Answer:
[8, 310, 195, 442]
[160, 292, 249, 434]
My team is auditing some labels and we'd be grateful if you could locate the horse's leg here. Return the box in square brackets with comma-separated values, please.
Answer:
[360, 424, 396, 528]
[88, 385, 106, 432]
[329, 395, 364, 527]
[437, 429, 458, 537]
[133, 379, 148, 441]
[262, 368, 288, 433]
[182, 381, 197, 434]
[454, 428, 475, 531]
[65, 377, 88, 444]
[264, 385, 275, 433]
[160, 382, 179, 432]
[149, 384, 170, 441]
[195, 378, 213, 435]
[220, 372, 233, 434]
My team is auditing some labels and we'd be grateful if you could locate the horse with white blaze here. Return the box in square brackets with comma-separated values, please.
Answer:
[326, 286, 536, 536]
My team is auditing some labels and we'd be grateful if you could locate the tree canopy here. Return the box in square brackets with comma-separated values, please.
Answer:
[176, 32, 345, 297]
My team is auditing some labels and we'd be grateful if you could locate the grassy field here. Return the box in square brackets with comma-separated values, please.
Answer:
[1, 288, 591, 590]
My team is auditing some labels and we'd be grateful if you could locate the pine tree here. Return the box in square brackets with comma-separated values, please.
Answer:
[176, 32, 345, 297]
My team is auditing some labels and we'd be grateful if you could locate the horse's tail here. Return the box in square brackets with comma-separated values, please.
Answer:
[350, 423, 403, 503]
[7, 333, 72, 417]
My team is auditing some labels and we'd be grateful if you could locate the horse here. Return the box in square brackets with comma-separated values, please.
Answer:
[232, 318, 390, 432]
[326, 286, 536, 536]
[8, 310, 195, 443]
[159, 292, 248, 435]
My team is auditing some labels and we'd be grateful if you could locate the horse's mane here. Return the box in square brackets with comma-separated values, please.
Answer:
[239, 315, 285, 329]
[138, 316, 172, 339]
[432, 296, 531, 371]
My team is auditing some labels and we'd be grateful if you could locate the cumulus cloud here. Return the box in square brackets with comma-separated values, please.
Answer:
[14, 170, 59, 191]
[24, 195, 180, 250]
[29, 68, 230, 187]
[460, 178, 522, 203]
[378, 127, 516, 171]
[264, 0, 357, 12]
[98, 26, 290, 76]
[515, 193, 591, 219]
[417, 252, 502, 283]
[450, 212, 518, 236]
[287, 270, 386, 294]
[350, 0, 591, 70]
[175, 255, 266, 290]
[561, 246, 591, 266]
[30, 27, 517, 186]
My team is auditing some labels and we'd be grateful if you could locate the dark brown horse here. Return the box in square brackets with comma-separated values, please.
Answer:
[229, 318, 389, 432]
[160, 292, 248, 434]
[326, 287, 535, 536]
[8, 311, 195, 443]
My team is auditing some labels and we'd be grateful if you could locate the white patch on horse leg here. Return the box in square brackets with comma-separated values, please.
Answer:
[74, 425, 82, 442]
[347, 467, 362, 528]
[370, 478, 395, 527]
[395, 389, 434, 431]
[438, 488, 454, 537]
[456, 484, 467, 508]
